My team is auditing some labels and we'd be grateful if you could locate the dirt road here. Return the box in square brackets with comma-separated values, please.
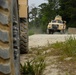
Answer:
[29, 34, 76, 75]
[29, 34, 76, 48]
[21, 34, 76, 75]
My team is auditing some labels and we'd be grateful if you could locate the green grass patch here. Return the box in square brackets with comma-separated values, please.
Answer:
[51, 36, 76, 57]
[29, 36, 76, 58]
[29, 30, 34, 36]
[20, 56, 45, 75]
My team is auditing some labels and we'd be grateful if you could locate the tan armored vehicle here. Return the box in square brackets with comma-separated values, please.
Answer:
[0, 0, 28, 75]
[47, 15, 66, 34]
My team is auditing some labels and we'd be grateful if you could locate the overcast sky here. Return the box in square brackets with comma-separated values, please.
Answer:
[28, 0, 48, 7]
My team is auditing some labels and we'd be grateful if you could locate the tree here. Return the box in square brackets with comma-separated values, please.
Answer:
[29, 7, 38, 27]
[38, 0, 58, 32]
[29, 0, 61, 32]
[59, 0, 76, 27]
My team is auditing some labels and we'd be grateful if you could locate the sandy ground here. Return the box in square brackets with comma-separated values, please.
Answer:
[29, 34, 76, 48]
[21, 34, 76, 75]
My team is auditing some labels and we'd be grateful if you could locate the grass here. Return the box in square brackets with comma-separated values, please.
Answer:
[29, 36, 76, 60]
[50, 36, 76, 57]
[20, 51, 45, 75]
[50, 36, 76, 75]
[29, 30, 34, 36]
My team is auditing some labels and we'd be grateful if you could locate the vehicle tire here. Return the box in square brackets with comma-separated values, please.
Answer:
[20, 19, 28, 54]
[0, 0, 20, 75]
[47, 29, 54, 34]
[51, 31, 54, 34]
[50, 30, 54, 34]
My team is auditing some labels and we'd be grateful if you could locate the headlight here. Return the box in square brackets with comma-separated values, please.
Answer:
[48, 25, 52, 28]
[59, 25, 63, 29]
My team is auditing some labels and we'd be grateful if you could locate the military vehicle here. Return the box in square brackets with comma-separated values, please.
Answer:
[47, 15, 66, 34]
[0, 0, 28, 75]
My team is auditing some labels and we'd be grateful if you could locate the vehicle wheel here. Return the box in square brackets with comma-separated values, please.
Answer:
[0, 0, 20, 75]
[50, 30, 54, 34]
[51, 31, 54, 34]
[20, 19, 28, 54]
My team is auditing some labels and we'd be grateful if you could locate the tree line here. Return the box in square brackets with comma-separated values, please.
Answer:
[29, 0, 76, 33]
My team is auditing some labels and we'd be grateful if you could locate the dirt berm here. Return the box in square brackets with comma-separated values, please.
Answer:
[68, 27, 76, 34]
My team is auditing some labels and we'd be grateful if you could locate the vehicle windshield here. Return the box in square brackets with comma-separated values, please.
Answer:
[51, 20, 63, 23]
[57, 20, 63, 23]
[52, 20, 56, 23]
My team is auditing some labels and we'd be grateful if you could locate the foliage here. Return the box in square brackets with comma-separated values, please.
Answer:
[29, 0, 76, 33]
[29, 30, 34, 36]
[58, 0, 76, 27]
[21, 56, 45, 75]
[51, 36, 76, 57]
[29, 0, 57, 33]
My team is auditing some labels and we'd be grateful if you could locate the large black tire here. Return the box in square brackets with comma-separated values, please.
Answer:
[47, 29, 54, 34]
[20, 19, 28, 54]
[0, 0, 20, 75]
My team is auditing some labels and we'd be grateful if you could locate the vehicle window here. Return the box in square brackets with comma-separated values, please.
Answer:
[52, 20, 56, 23]
[58, 20, 63, 23]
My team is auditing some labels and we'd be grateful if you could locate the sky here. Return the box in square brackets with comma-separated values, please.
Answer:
[28, 0, 48, 7]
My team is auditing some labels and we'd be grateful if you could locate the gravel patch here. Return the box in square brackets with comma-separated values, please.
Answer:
[29, 34, 76, 48]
